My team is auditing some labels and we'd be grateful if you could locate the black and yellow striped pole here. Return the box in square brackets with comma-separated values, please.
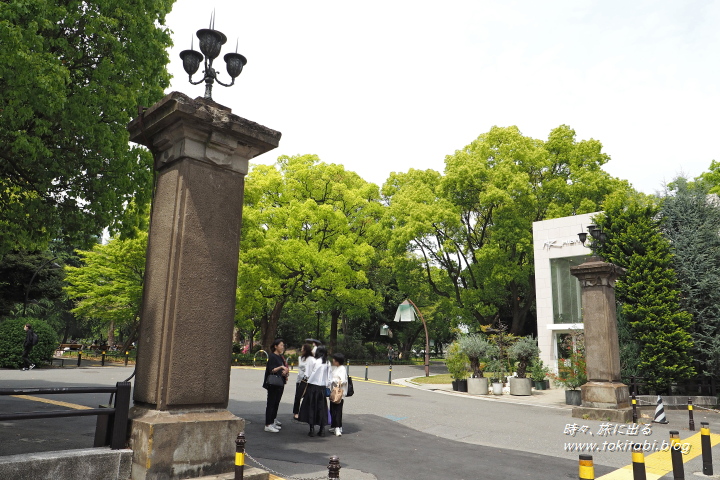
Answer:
[701, 422, 714, 476]
[347, 359, 350, 376]
[101, 351, 106, 366]
[124, 351, 129, 367]
[579, 454, 594, 480]
[77, 352, 82, 367]
[669, 431, 685, 480]
[631, 392, 638, 424]
[632, 443, 646, 480]
[365, 362, 368, 381]
[687, 398, 695, 431]
[235, 432, 245, 480]
[388, 364, 392, 385]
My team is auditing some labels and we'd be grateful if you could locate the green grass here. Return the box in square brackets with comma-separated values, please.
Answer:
[411, 373, 454, 384]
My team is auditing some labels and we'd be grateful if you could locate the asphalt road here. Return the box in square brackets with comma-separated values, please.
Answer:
[1, 364, 718, 479]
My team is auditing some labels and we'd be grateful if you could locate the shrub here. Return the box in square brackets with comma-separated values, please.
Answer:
[458, 334, 497, 377]
[445, 341, 470, 380]
[0, 317, 58, 368]
[508, 336, 540, 378]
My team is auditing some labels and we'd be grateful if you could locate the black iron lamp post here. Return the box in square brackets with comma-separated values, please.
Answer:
[578, 224, 607, 254]
[179, 12, 247, 101]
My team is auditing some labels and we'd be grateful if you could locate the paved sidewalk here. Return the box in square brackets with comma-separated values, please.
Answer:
[395, 376, 574, 409]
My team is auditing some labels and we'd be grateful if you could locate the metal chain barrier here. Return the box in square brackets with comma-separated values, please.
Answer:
[245, 452, 330, 480]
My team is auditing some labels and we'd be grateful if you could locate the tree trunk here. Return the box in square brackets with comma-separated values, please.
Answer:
[107, 319, 115, 347]
[329, 309, 341, 353]
[261, 300, 285, 350]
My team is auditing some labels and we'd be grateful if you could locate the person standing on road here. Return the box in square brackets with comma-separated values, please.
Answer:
[21, 324, 37, 371]
[263, 338, 289, 433]
[299, 345, 330, 437]
[329, 353, 348, 437]
[293, 343, 314, 421]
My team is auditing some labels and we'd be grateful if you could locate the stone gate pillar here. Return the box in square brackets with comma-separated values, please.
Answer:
[126, 92, 280, 479]
[570, 257, 632, 422]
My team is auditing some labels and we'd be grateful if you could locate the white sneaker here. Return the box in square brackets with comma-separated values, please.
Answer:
[29, 364, 35, 369]
[329, 427, 335, 433]
[335, 428, 342, 437]
[273, 419, 282, 427]
[264, 425, 280, 433]
[21, 368, 28, 371]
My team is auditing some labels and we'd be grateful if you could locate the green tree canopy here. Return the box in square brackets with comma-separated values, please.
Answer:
[594, 191, 694, 391]
[383, 124, 629, 334]
[0, 0, 173, 253]
[64, 233, 147, 348]
[660, 177, 720, 385]
[237, 155, 384, 350]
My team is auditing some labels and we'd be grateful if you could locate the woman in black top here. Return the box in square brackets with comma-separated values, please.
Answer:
[263, 338, 289, 433]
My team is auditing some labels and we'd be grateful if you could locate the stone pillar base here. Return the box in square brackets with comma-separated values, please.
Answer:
[571, 381, 633, 422]
[129, 407, 244, 480]
[581, 381, 630, 409]
[572, 406, 634, 423]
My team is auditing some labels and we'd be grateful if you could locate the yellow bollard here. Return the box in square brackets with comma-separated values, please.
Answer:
[631, 443, 647, 480]
[579, 454, 594, 480]
[701, 422, 713, 476]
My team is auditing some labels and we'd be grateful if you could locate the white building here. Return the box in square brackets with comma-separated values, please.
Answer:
[533, 213, 596, 372]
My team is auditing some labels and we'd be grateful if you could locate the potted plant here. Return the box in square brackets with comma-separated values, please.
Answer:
[486, 359, 504, 395]
[458, 334, 496, 395]
[508, 336, 539, 396]
[529, 359, 549, 390]
[445, 342, 470, 392]
[551, 333, 587, 405]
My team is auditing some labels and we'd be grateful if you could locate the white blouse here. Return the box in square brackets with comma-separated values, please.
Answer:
[332, 365, 348, 396]
[305, 357, 331, 387]
[296, 355, 311, 384]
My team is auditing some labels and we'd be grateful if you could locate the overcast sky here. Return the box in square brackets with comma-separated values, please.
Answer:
[164, 1, 720, 193]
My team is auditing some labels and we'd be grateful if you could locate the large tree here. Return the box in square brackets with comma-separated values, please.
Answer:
[383, 125, 628, 334]
[237, 155, 384, 350]
[594, 191, 694, 392]
[660, 177, 720, 387]
[64, 233, 147, 348]
[0, 0, 173, 253]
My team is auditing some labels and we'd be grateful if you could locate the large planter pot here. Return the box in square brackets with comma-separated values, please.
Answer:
[491, 382, 503, 395]
[565, 389, 582, 406]
[544, 379, 551, 390]
[467, 377, 489, 395]
[533, 380, 546, 390]
[509, 377, 532, 396]
[452, 380, 459, 391]
[457, 379, 468, 392]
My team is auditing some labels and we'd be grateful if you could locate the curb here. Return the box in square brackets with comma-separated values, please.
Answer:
[394, 377, 571, 410]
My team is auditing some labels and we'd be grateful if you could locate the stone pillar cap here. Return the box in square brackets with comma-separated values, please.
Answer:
[570, 256, 626, 286]
[128, 91, 281, 158]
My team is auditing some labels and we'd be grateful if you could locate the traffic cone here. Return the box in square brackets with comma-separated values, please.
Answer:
[652, 395, 668, 424]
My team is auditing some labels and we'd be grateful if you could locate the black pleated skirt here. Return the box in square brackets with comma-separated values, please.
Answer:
[298, 384, 328, 427]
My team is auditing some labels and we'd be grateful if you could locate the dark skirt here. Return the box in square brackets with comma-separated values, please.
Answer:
[298, 384, 328, 427]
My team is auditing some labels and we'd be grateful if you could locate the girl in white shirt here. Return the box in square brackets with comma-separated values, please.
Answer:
[293, 343, 314, 421]
[298, 346, 331, 437]
[329, 353, 348, 436]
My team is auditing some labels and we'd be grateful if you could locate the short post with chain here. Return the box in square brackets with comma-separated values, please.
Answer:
[328, 455, 341, 479]
[388, 365, 392, 385]
[365, 362, 368, 381]
[235, 432, 245, 480]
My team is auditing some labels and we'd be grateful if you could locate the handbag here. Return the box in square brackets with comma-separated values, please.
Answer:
[346, 376, 354, 397]
[267, 374, 284, 387]
[329, 385, 343, 404]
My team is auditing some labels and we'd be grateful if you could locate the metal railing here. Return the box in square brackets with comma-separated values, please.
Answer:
[0, 382, 131, 450]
